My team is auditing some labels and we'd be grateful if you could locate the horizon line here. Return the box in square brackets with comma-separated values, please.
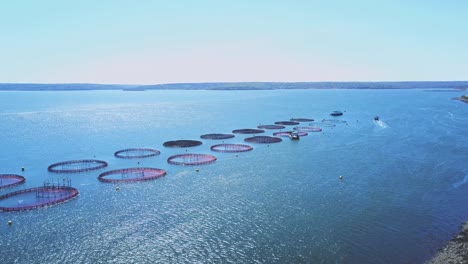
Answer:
[1, 80, 468, 86]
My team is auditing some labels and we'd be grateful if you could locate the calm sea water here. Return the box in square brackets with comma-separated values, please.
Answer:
[0, 89, 467, 264]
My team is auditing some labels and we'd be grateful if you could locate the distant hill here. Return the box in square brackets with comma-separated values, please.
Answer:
[0, 81, 467, 91]
[0, 83, 137, 91]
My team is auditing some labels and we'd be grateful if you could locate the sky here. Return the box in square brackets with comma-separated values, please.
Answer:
[0, 0, 467, 84]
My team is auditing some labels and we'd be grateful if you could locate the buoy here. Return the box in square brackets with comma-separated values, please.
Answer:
[21, 167, 25, 172]
[339, 175, 343, 180]
[137, 162, 140, 165]
[115, 187, 120, 191]
[8, 220, 12, 226]
[196, 168, 199, 172]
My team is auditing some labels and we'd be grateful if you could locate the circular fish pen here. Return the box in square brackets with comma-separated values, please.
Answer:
[310, 122, 336, 127]
[200, 133, 235, 140]
[244, 136, 282, 144]
[210, 144, 253, 153]
[257, 125, 286, 130]
[290, 118, 314, 122]
[98, 168, 166, 183]
[0, 174, 25, 189]
[232, 128, 265, 134]
[273, 131, 308, 137]
[330, 111, 343, 116]
[114, 148, 161, 159]
[294, 126, 323, 132]
[274, 121, 300, 126]
[0, 179, 78, 212]
[167, 154, 217, 165]
[48, 159, 108, 173]
[321, 119, 347, 124]
[163, 140, 203, 148]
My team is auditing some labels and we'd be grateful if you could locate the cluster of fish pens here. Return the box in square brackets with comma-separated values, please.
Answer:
[0, 115, 347, 212]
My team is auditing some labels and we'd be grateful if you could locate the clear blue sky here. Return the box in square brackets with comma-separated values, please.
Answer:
[1, 0, 467, 84]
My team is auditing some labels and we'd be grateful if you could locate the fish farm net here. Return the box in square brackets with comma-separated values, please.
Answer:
[321, 119, 347, 124]
[257, 125, 286, 129]
[330, 111, 343, 116]
[48, 159, 108, 173]
[200, 133, 235, 140]
[163, 140, 203, 148]
[310, 122, 336, 127]
[167, 154, 217, 165]
[98, 168, 166, 183]
[210, 144, 253, 153]
[294, 126, 323, 132]
[0, 174, 25, 189]
[290, 118, 314, 122]
[0, 178, 78, 212]
[273, 131, 308, 137]
[114, 148, 161, 159]
[244, 136, 283, 144]
[232, 128, 265, 134]
[274, 121, 300, 126]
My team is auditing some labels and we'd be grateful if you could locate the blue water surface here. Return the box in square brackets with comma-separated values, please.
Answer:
[0, 89, 467, 263]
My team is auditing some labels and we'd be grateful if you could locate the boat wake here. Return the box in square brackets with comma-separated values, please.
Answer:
[374, 120, 389, 128]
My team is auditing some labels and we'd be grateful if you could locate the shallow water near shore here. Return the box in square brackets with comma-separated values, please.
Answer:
[0, 89, 467, 263]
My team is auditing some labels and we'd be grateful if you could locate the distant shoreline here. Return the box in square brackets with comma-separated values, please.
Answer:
[0, 81, 467, 91]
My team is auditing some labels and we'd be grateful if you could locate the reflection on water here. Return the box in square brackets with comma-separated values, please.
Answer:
[0, 89, 467, 264]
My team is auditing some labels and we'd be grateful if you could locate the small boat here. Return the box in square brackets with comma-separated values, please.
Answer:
[289, 132, 300, 140]
[374, 116, 379, 121]
[330, 111, 343, 116]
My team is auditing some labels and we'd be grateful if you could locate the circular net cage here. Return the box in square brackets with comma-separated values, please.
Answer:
[257, 125, 285, 130]
[232, 128, 265, 134]
[167, 154, 217, 165]
[330, 111, 343, 116]
[0, 174, 26, 189]
[98, 167, 166, 183]
[310, 122, 336, 127]
[294, 126, 323, 132]
[48, 159, 108, 173]
[200, 133, 235, 140]
[114, 148, 161, 159]
[163, 140, 203, 148]
[0, 178, 78, 212]
[210, 144, 253, 153]
[290, 118, 314, 122]
[321, 119, 347, 124]
[244, 136, 282, 144]
[273, 131, 308, 137]
[274, 121, 300, 126]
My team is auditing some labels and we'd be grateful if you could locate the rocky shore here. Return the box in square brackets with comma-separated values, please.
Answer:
[427, 222, 468, 264]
